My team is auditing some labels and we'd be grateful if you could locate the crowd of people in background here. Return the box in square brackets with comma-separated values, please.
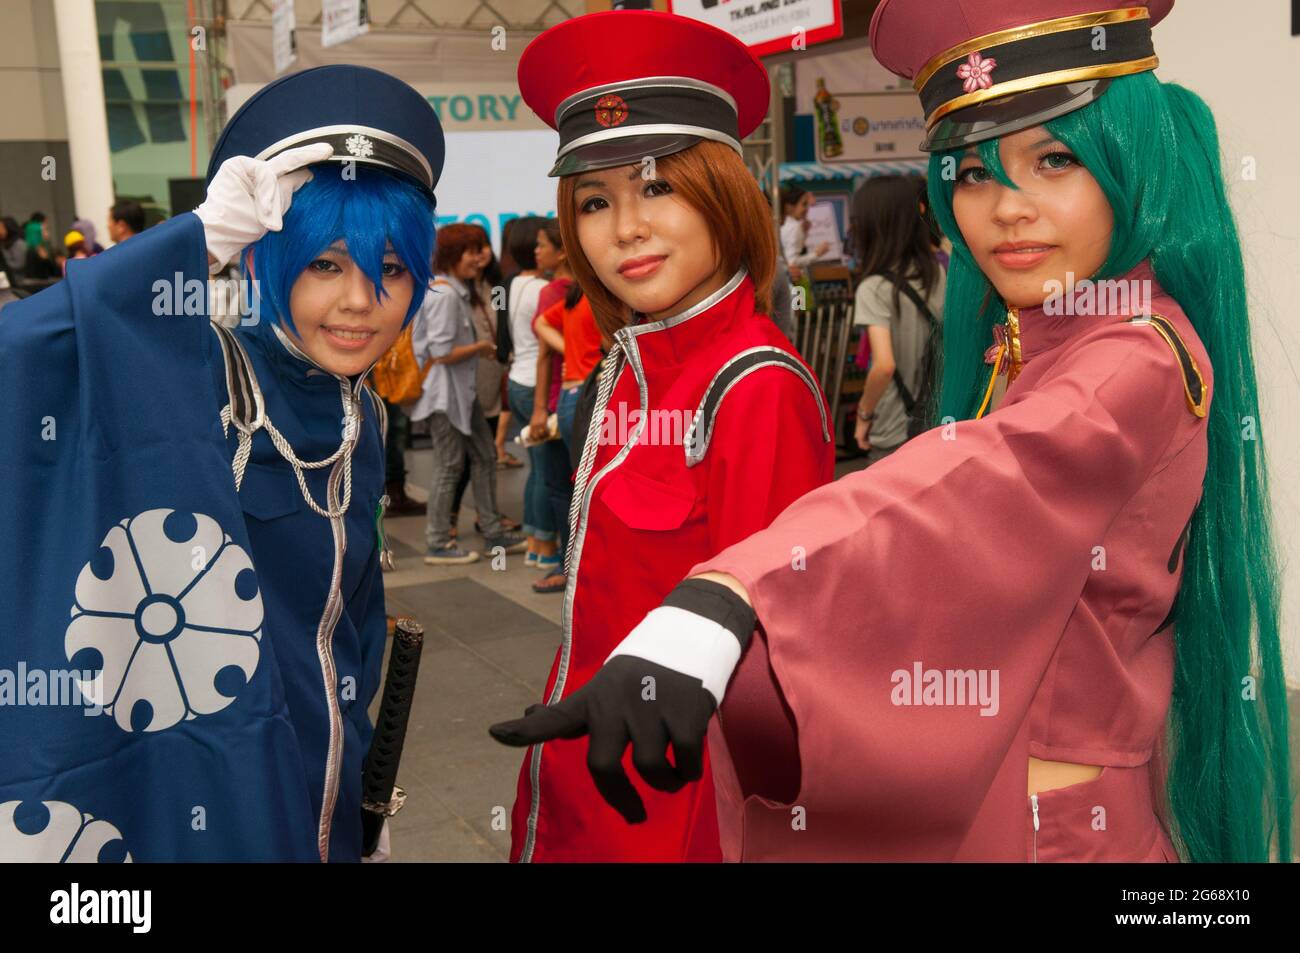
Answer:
[0, 199, 149, 309]
[382, 175, 947, 591]
[3, 179, 946, 573]
[396, 214, 607, 595]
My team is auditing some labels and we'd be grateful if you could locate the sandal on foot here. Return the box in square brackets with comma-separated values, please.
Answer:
[532, 569, 567, 594]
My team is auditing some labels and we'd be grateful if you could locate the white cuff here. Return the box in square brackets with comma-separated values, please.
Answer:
[606, 605, 743, 707]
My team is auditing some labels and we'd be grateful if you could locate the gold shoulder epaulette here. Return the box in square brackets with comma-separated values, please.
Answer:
[1126, 314, 1208, 418]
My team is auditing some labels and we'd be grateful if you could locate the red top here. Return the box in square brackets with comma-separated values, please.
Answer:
[535, 278, 572, 412]
[692, 260, 1212, 860]
[537, 294, 602, 385]
[509, 270, 835, 861]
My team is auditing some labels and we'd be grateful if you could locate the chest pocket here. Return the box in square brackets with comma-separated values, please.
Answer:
[238, 462, 301, 522]
[599, 464, 697, 532]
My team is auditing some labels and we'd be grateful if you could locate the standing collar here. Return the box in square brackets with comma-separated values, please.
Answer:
[614, 266, 754, 369]
[621, 266, 750, 340]
[989, 259, 1164, 381]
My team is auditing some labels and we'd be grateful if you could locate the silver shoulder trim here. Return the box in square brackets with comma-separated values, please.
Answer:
[211, 321, 266, 434]
[683, 345, 831, 468]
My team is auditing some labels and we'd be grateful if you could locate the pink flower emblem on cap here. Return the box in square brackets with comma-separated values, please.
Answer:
[957, 52, 998, 93]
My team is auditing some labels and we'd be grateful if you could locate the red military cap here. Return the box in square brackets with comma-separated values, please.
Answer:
[870, 1, 1175, 151]
[517, 10, 770, 178]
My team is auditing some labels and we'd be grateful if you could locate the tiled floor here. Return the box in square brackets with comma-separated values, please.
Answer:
[376, 444, 1300, 862]
[371, 451, 560, 862]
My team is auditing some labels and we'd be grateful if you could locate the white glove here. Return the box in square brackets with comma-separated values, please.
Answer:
[195, 142, 335, 273]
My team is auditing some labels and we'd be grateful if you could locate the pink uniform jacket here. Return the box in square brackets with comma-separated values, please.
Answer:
[510, 269, 836, 861]
[691, 260, 1211, 862]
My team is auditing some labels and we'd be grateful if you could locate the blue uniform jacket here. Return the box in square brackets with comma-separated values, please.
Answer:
[0, 212, 388, 862]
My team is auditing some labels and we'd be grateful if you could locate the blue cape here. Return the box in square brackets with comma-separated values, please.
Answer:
[0, 213, 387, 862]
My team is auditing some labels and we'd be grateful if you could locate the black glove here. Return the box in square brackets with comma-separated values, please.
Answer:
[488, 578, 756, 824]
[490, 656, 714, 823]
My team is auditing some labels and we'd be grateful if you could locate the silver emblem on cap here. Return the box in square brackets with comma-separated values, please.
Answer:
[345, 133, 375, 159]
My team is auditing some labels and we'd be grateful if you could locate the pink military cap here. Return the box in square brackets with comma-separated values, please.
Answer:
[870, 1, 1175, 151]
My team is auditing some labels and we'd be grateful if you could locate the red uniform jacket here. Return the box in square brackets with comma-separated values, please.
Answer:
[509, 268, 835, 861]
[691, 260, 1210, 861]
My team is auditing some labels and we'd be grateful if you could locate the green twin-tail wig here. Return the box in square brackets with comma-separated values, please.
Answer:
[926, 72, 1292, 862]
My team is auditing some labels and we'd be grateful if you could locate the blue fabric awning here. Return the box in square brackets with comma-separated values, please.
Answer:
[779, 160, 929, 184]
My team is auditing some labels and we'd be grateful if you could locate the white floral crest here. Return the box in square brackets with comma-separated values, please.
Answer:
[345, 133, 375, 159]
[66, 509, 264, 733]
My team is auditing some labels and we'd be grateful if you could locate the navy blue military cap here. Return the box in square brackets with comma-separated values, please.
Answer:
[207, 64, 444, 198]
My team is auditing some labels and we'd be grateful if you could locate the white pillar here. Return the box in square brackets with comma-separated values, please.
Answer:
[53, 0, 116, 246]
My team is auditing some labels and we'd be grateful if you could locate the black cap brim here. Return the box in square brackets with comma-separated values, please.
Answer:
[549, 132, 714, 178]
[921, 79, 1111, 152]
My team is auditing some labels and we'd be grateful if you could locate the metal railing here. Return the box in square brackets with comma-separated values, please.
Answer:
[793, 280, 859, 451]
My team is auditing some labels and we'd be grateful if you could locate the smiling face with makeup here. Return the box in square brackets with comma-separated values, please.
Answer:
[571, 163, 727, 322]
[952, 125, 1114, 309]
[260, 240, 415, 378]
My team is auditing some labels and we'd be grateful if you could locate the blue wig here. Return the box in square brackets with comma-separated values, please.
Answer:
[244, 164, 436, 334]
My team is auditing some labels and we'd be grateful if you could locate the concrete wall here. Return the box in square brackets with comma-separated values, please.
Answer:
[1157, 2, 1300, 675]
[0, 0, 76, 237]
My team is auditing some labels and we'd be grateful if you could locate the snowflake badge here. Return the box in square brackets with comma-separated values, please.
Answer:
[0, 800, 131, 863]
[345, 133, 375, 159]
[65, 509, 264, 733]
[956, 52, 998, 93]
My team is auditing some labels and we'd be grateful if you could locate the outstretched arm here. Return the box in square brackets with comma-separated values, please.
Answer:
[491, 320, 1202, 824]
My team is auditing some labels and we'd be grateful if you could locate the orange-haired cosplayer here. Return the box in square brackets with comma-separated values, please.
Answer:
[497, 11, 835, 862]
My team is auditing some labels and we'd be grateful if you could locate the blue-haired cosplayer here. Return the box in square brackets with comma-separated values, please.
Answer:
[0, 66, 442, 862]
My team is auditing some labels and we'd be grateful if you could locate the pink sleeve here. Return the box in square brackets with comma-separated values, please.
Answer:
[689, 322, 1200, 848]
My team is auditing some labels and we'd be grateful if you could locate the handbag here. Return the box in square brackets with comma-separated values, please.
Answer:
[371, 279, 447, 405]
[370, 324, 426, 405]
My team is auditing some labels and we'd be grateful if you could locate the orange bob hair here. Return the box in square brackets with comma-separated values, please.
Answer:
[556, 139, 776, 339]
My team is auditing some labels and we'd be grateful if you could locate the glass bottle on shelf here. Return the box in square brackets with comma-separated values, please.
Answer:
[814, 78, 844, 159]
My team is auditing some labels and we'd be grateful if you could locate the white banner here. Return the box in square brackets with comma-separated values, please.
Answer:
[813, 91, 927, 162]
[224, 81, 547, 133]
[669, 0, 842, 56]
[321, 0, 370, 49]
[271, 0, 296, 76]
[804, 202, 843, 261]
[434, 130, 561, 252]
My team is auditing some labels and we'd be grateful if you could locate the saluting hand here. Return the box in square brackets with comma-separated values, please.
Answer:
[195, 142, 335, 273]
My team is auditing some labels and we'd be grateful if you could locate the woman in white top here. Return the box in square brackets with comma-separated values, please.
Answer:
[504, 216, 559, 563]
[779, 185, 829, 281]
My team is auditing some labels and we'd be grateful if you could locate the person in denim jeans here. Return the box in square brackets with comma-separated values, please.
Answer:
[503, 218, 556, 563]
[410, 224, 525, 563]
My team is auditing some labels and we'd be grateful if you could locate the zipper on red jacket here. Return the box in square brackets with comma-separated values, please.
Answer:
[1030, 793, 1040, 863]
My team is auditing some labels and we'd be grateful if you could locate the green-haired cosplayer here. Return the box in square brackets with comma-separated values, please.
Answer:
[492, 1, 1291, 863]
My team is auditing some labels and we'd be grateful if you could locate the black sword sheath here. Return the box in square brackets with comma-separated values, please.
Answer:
[360, 617, 425, 857]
